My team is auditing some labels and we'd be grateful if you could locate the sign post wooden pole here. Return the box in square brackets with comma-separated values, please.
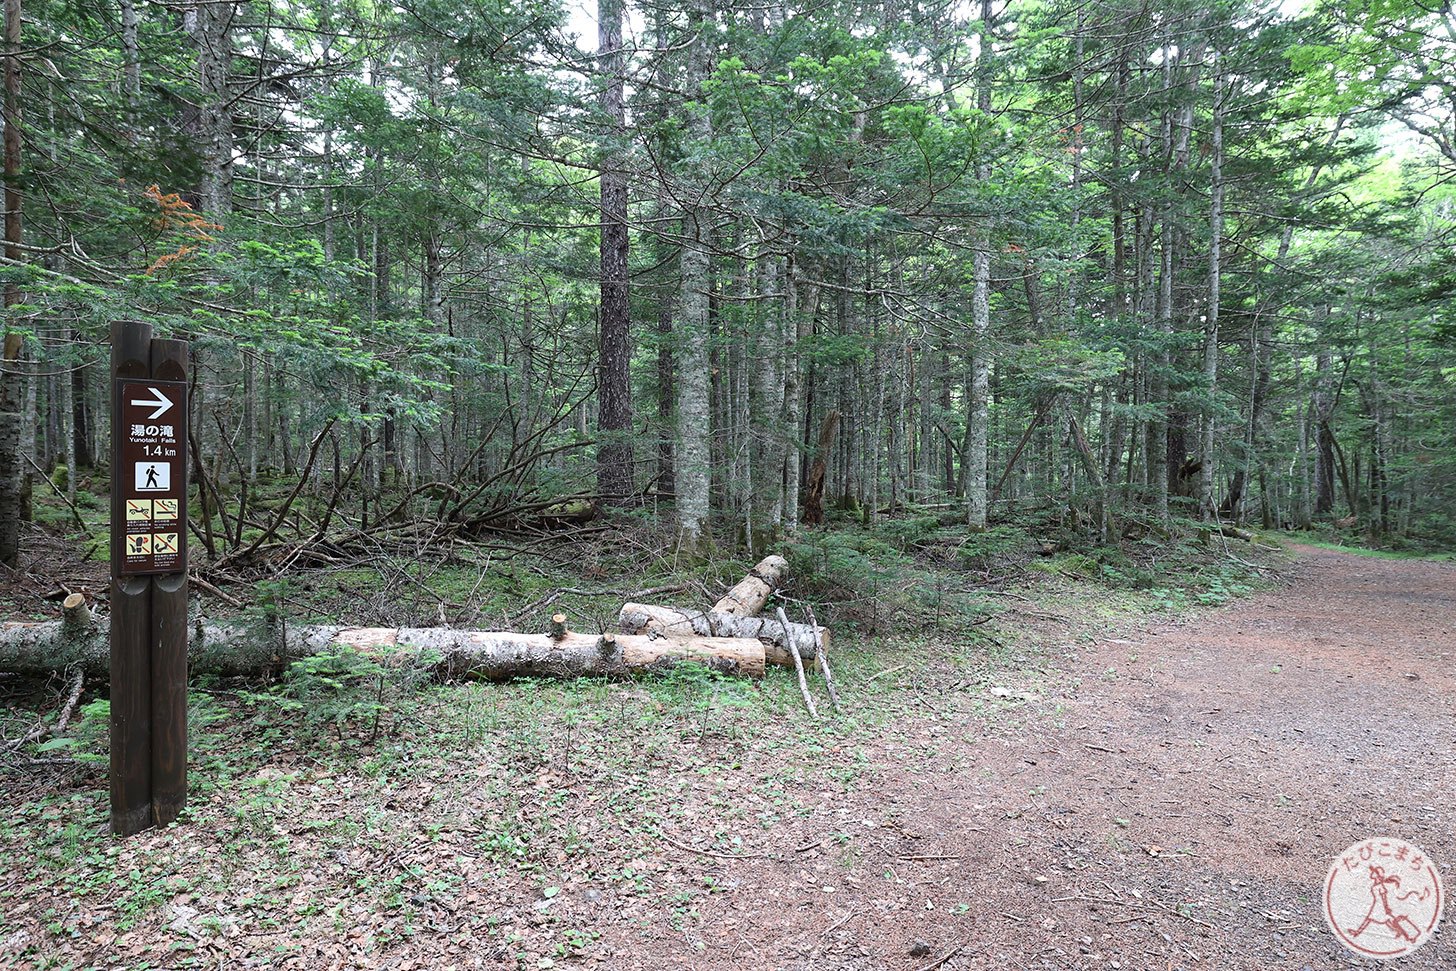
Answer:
[109, 321, 190, 835]
[148, 337, 190, 827]
[109, 320, 153, 836]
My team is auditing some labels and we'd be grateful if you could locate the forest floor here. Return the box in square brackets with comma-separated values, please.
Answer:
[2, 529, 1453, 969]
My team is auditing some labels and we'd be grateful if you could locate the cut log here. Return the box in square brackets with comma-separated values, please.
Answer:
[1215, 523, 1255, 542]
[61, 593, 93, 638]
[617, 602, 826, 667]
[0, 618, 765, 682]
[711, 554, 788, 617]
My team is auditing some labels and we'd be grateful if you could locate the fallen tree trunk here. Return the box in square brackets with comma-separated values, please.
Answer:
[711, 554, 789, 617]
[618, 602, 826, 667]
[0, 618, 766, 681]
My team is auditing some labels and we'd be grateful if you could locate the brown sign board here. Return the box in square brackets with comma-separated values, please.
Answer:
[115, 378, 188, 576]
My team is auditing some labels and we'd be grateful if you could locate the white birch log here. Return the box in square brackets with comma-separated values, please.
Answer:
[0, 619, 765, 681]
[711, 554, 789, 616]
[617, 602, 826, 667]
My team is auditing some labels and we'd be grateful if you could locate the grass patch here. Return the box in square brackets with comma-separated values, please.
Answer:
[1271, 532, 1456, 561]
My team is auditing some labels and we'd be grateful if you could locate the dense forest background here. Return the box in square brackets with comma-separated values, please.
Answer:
[1, 0, 1454, 572]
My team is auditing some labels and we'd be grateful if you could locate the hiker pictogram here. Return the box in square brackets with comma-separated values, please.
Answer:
[134, 461, 170, 491]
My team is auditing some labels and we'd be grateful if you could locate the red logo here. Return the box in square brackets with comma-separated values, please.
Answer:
[1324, 837, 1443, 958]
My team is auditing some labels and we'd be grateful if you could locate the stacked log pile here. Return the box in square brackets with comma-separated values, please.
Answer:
[617, 554, 827, 667]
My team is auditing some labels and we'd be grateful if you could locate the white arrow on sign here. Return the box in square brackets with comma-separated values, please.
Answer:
[130, 386, 175, 420]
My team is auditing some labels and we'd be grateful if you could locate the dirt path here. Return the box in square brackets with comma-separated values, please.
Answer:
[641, 545, 1455, 969]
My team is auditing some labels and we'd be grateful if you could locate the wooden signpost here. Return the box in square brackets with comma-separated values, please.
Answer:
[110, 320, 189, 836]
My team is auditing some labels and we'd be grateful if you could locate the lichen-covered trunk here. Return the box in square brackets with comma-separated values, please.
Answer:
[1314, 348, 1336, 517]
[782, 262, 808, 532]
[965, 0, 995, 530]
[676, 232, 711, 550]
[750, 253, 787, 547]
[120, 0, 140, 113]
[1199, 57, 1224, 519]
[966, 244, 991, 529]
[674, 0, 714, 555]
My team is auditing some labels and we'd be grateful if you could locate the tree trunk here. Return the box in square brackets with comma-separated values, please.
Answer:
[728, 231, 752, 537]
[1314, 349, 1336, 517]
[674, 0, 714, 554]
[803, 410, 840, 526]
[617, 603, 825, 667]
[1067, 409, 1106, 538]
[782, 262, 810, 531]
[57, 333, 75, 503]
[1199, 55, 1224, 518]
[0, 0, 24, 567]
[965, 241, 991, 530]
[191, 2, 234, 220]
[72, 359, 91, 469]
[1294, 358, 1312, 528]
[0, 618, 766, 681]
[653, 199, 676, 497]
[711, 553, 789, 616]
[750, 252, 786, 546]
[595, 0, 634, 502]
[120, 0, 140, 115]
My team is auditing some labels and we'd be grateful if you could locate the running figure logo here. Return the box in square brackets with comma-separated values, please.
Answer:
[1325, 838, 1444, 958]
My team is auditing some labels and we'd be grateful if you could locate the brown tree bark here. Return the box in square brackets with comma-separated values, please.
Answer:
[673, 0, 715, 555]
[802, 410, 840, 526]
[1198, 54, 1224, 518]
[1314, 350, 1337, 517]
[595, 0, 633, 501]
[0, 0, 24, 567]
